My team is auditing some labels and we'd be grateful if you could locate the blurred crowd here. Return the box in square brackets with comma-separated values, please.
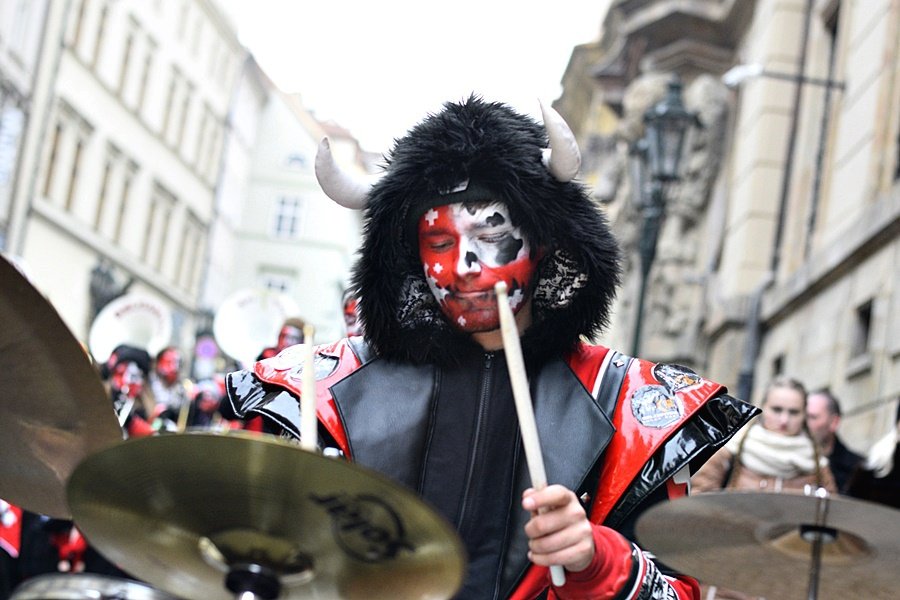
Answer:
[1, 339, 242, 597]
[0, 289, 365, 598]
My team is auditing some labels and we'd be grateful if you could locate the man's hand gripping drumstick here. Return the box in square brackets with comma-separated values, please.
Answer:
[496, 282, 598, 586]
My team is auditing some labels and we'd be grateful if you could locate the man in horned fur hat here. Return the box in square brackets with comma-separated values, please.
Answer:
[225, 96, 757, 599]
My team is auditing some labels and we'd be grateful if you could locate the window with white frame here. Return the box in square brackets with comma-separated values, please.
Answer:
[41, 102, 92, 211]
[285, 153, 307, 170]
[143, 183, 176, 271]
[851, 299, 873, 357]
[136, 38, 155, 115]
[272, 195, 307, 238]
[92, 143, 139, 247]
[0, 94, 25, 222]
[94, 143, 119, 231]
[113, 162, 137, 245]
[175, 210, 206, 292]
[118, 24, 135, 97]
[91, 1, 108, 68]
[258, 269, 295, 294]
[162, 66, 192, 147]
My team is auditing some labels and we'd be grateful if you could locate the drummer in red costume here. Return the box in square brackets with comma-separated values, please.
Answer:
[224, 96, 758, 599]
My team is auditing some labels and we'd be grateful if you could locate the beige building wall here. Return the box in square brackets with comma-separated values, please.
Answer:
[7, 0, 245, 356]
[750, 0, 900, 449]
[558, 0, 900, 453]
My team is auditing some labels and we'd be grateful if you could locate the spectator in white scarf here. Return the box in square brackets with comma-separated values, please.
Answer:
[690, 376, 837, 600]
[692, 375, 837, 494]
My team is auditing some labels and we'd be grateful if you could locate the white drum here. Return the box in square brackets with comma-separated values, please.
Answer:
[11, 573, 181, 600]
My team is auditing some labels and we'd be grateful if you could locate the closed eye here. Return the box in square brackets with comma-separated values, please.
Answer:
[424, 235, 455, 252]
[478, 231, 510, 244]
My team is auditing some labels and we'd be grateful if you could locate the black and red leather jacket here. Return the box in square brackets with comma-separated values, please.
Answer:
[226, 337, 757, 599]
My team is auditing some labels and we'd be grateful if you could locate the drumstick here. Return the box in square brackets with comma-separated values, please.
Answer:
[176, 378, 194, 433]
[495, 281, 566, 587]
[300, 324, 317, 451]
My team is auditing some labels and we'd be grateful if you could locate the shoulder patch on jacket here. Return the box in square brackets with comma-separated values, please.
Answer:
[631, 384, 683, 428]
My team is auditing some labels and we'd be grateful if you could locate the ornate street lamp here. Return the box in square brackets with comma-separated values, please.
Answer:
[643, 77, 696, 182]
[630, 76, 697, 356]
[88, 257, 132, 321]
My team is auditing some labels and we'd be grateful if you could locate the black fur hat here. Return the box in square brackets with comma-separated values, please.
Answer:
[352, 95, 621, 365]
[99, 344, 151, 380]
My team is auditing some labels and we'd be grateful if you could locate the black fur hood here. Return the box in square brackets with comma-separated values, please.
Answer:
[351, 96, 621, 366]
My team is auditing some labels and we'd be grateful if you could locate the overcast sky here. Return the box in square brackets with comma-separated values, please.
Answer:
[218, 1, 610, 151]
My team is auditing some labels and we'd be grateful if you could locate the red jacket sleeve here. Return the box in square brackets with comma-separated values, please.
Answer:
[550, 524, 700, 600]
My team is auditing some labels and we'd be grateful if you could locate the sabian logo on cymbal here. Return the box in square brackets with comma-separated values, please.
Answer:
[310, 493, 414, 562]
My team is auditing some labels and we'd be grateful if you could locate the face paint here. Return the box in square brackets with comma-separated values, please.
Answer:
[343, 297, 363, 336]
[196, 391, 220, 413]
[418, 201, 538, 332]
[156, 349, 181, 385]
[277, 325, 303, 351]
[112, 362, 145, 399]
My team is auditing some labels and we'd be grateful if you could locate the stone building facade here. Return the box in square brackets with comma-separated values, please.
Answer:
[0, 0, 50, 250]
[557, 0, 899, 451]
[4, 0, 245, 354]
[1, 0, 364, 368]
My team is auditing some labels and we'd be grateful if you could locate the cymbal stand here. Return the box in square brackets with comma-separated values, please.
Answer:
[199, 532, 315, 600]
[799, 486, 836, 600]
[225, 564, 282, 600]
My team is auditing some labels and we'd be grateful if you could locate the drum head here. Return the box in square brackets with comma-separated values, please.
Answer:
[11, 573, 181, 600]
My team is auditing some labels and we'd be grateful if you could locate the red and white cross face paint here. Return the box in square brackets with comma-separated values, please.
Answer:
[418, 201, 538, 332]
[112, 362, 145, 400]
[276, 325, 303, 351]
[343, 297, 363, 336]
[156, 348, 181, 385]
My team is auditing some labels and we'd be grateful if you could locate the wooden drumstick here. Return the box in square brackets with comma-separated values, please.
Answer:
[495, 281, 566, 587]
[300, 324, 317, 451]
[176, 378, 193, 433]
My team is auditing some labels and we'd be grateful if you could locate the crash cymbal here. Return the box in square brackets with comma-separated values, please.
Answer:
[0, 256, 122, 518]
[635, 490, 900, 600]
[67, 432, 465, 600]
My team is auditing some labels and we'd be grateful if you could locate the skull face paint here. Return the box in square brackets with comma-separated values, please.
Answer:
[112, 361, 145, 400]
[418, 201, 538, 332]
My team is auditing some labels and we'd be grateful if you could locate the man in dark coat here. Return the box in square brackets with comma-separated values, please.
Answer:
[806, 388, 864, 493]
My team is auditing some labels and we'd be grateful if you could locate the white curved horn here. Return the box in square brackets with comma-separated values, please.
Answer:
[314, 137, 372, 210]
[540, 101, 581, 182]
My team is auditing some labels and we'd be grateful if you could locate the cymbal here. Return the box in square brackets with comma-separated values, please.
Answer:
[67, 432, 466, 600]
[11, 572, 181, 599]
[0, 255, 122, 518]
[635, 490, 900, 599]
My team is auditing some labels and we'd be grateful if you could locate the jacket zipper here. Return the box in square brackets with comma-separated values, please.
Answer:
[457, 351, 494, 524]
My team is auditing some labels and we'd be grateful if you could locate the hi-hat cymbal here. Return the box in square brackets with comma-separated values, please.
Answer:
[67, 432, 466, 600]
[635, 490, 900, 599]
[0, 256, 122, 518]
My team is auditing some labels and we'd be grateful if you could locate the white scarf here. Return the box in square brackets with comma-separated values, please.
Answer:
[865, 424, 898, 477]
[726, 423, 824, 480]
